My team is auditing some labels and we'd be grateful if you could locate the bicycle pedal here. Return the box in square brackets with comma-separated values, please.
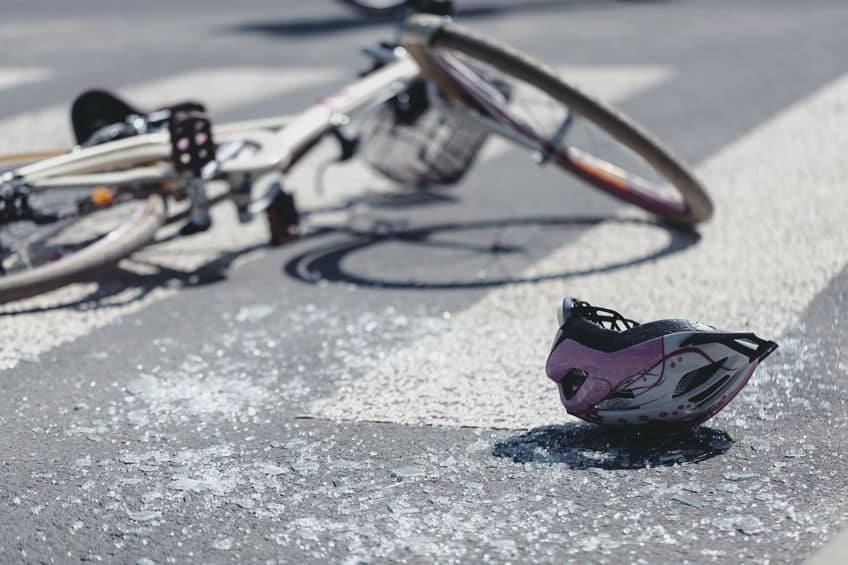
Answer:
[169, 109, 216, 177]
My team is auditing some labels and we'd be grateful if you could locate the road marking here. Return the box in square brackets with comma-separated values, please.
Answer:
[311, 71, 848, 430]
[0, 67, 340, 153]
[806, 526, 848, 565]
[0, 67, 50, 92]
[0, 67, 342, 370]
[0, 64, 669, 371]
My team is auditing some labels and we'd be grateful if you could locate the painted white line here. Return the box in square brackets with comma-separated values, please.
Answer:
[0, 67, 342, 370]
[806, 526, 848, 565]
[0, 67, 51, 92]
[311, 71, 848, 429]
[0, 67, 340, 153]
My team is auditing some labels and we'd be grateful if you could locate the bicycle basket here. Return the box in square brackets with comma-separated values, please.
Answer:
[361, 79, 492, 187]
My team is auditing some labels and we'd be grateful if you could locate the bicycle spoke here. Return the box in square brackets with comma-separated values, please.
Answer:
[428, 47, 696, 218]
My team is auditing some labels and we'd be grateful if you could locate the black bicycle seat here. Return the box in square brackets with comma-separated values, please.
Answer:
[409, 0, 454, 16]
[70, 89, 142, 145]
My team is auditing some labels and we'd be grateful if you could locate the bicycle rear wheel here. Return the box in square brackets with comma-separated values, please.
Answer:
[338, 0, 408, 17]
[404, 16, 713, 225]
[0, 180, 165, 304]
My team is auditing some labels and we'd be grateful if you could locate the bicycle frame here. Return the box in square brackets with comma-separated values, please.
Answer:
[0, 9, 711, 305]
[3, 16, 577, 214]
[7, 54, 420, 193]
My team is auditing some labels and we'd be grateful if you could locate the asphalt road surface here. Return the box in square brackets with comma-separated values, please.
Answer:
[2, 0, 848, 563]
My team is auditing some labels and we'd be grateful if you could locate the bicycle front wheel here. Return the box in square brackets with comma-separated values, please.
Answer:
[404, 15, 713, 225]
[0, 185, 165, 305]
[338, 0, 408, 17]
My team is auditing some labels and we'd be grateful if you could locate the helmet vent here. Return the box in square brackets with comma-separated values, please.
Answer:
[560, 369, 588, 400]
[594, 397, 638, 411]
[690, 374, 732, 406]
[571, 300, 639, 332]
[673, 357, 727, 398]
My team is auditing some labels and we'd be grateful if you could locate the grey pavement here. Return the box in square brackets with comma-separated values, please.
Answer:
[1, 0, 848, 563]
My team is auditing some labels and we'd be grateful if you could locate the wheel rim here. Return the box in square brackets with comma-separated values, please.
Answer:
[429, 49, 692, 219]
[359, 0, 405, 7]
[1, 189, 149, 277]
[345, 0, 407, 11]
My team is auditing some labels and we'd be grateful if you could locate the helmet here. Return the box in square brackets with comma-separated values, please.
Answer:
[545, 298, 778, 428]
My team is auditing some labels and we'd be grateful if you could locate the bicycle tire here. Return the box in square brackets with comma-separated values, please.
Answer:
[406, 16, 714, 225]
[338, 0, 408, 17]
[0, 193, 166, 304]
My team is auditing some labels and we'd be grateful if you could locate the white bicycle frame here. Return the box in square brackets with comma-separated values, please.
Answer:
[9, 52, 421, 193]
[4, 14, 557, 211]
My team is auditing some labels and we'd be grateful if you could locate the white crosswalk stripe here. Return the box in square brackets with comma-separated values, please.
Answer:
[311, 71, 848, 430]
[0, 67, 50, 92]
[0, 67, 340, 153]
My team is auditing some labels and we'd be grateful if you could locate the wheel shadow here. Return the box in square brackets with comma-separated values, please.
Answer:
[492, 422, 733, 470]
[0, 190, 455, 316]
[0, 242, 268, 317]
[284, 213, 700, 290]
[0, 192, 700, 313]
[231, 0, 668, 38]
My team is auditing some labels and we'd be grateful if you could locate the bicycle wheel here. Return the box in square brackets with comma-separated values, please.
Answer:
[338, 0, 408, 17]
[403, 16, 713, 225]
[0, 177, 166, 304]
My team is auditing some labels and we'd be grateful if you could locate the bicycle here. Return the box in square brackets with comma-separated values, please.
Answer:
[0, 0, 712, 304]
[338, 0, 410, 17]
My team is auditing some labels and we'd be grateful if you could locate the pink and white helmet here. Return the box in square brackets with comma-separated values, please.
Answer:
[545, 298, 778, 428]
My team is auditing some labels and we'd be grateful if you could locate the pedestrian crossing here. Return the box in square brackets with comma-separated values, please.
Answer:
[0, 67, 50, 92]
[4, 4, 848, 562]
[0, 67, 341, 154]
[311, 70, 848, 429]
[0, 63, 672, 371]
[3, 62, 846, 433]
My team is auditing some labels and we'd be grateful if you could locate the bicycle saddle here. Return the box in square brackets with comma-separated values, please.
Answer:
[71, 89, 142, 145]
[409, 0, 454, 16]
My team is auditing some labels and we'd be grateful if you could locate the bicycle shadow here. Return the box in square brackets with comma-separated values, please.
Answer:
[492, 423, 733, 470]
[232, 0, 669, 38]
[283, 214, 700, 290]
[0, 242, 268, 317]
[0, 190, 456, 316]
[0, 193, 698, 314]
